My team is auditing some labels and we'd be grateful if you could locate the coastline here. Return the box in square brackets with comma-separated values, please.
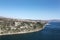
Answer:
[0, 17, 48, 36]
[0, 28, 43, 36]
[0, 23, 47, 36]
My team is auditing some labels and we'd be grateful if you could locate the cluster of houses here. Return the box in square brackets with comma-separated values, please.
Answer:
[0, 17, 47, 34]
[0, 18, 39, 33]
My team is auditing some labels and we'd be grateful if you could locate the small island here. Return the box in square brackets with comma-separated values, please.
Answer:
[0, 17, 47, 36]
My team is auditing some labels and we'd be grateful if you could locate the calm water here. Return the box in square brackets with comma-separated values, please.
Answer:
[0, 22, 60, 40]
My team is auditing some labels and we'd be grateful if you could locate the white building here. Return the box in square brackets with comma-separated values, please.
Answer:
[15, 21, 21, 26]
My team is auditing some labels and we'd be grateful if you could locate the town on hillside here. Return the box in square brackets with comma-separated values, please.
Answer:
[0, 17, 47, 35]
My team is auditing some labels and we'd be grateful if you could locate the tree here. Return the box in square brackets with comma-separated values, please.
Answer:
[36, 22, 44, 28]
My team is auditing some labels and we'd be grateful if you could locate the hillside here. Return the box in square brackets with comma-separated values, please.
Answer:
[0, 17, 47, 35]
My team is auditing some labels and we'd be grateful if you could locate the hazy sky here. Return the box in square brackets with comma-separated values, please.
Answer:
[0, 0, 60, 20]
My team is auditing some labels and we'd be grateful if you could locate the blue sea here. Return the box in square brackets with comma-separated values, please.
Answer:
[0, 22, 60, 40]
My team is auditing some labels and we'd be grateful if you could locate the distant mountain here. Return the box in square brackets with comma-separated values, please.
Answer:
[0, 16, 48, 23]
[48, 19, 60, 22]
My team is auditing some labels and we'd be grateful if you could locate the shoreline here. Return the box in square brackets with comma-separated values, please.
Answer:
[0, 23, 47, 36]
[0, 16, 48, 36]
[0, 28, 43, 36]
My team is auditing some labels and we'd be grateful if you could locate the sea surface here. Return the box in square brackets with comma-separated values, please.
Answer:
[0, 22, 60, 40]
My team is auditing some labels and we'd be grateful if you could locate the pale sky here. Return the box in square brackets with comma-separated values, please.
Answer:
[0, 0, 60, 20]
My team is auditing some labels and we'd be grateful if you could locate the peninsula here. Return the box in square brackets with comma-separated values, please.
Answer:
[0, 17, 48, 35]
